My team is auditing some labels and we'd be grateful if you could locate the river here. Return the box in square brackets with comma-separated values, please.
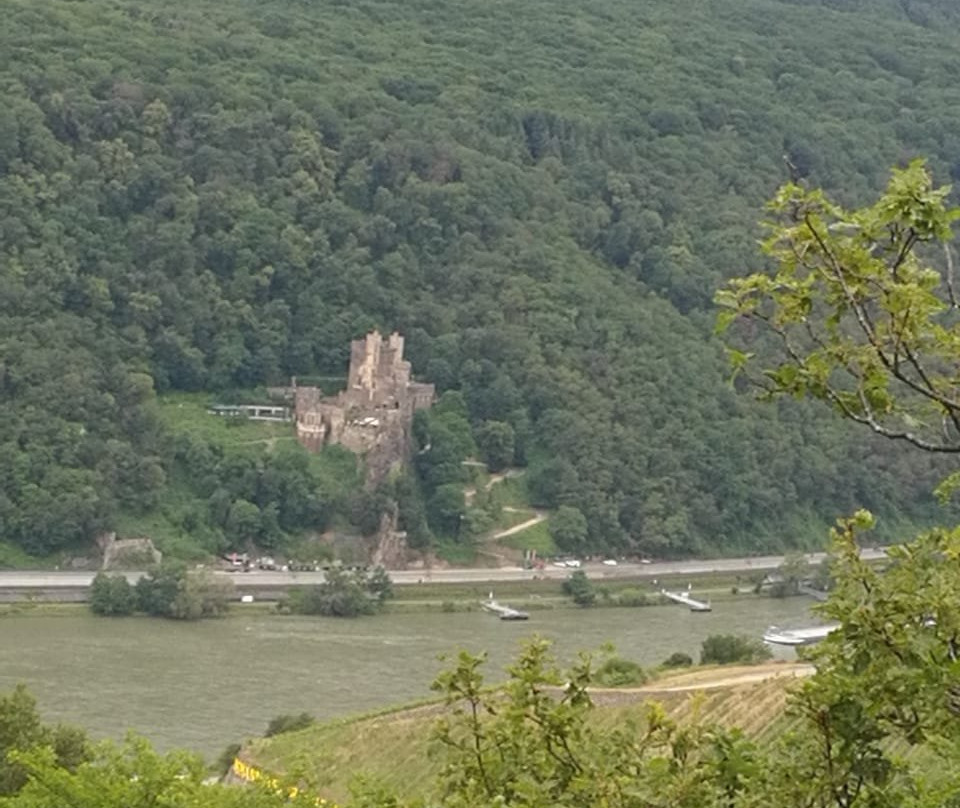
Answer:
[0, 597, 815, 758]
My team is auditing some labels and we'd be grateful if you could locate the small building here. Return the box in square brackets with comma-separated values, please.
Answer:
[207, 404, 292, 422]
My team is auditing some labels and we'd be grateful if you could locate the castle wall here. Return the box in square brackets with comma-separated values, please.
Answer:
[295, 412, 327, 452]
[294, 386, 322, 415]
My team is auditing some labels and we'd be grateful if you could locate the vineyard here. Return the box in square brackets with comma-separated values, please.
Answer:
[243, 663, 808, 804]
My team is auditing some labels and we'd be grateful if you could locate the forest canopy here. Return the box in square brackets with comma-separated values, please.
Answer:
[3, 0, 960, 558]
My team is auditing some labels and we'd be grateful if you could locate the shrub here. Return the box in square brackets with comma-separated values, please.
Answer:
[89, 573, 137, 616]
[561, 570, 596, 607]
[265, 712, 315, 737]
[133, 564, 233, 619]
[700, 634, 772, 665]
[615, 587, 648, 607]
[289, 566, 392, 617]
[594, 656, 647, 687]
[662, 651, 694, 669]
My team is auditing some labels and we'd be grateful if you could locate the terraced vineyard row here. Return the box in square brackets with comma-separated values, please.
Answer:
[245, 668, 807, 804]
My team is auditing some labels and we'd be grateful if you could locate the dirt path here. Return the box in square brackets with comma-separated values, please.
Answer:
[464, 468, 525, 505]
[492, 511, 547, 539]
[628, 662, 814, 693]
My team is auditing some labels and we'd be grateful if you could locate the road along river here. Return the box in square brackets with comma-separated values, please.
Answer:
[0, 597, 816, 758]
[0, 548, 887, 601]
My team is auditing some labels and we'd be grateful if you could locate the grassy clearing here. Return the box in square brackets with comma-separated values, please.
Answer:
[389, 578, 568, 602]
[433, 539, 479, 566]
[387, 571, 776, 606]
[490, 475, 531, 509]
[116, 393, 359, 558]
[0, 542, 58, 570]
[154, 392, 296, 447]
[491, 508, 537, 532]
[498, 519, 555, 555]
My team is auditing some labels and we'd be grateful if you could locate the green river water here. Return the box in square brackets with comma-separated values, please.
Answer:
[0, 598, 814, 758]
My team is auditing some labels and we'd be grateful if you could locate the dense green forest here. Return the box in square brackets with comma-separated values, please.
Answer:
[3, 0, 960, 559]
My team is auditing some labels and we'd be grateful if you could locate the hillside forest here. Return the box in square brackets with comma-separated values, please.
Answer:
[4, 0, 960, 560]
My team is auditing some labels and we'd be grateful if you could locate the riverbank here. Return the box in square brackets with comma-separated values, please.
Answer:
[0, 547, 885, 604]
[0, 568, 797, 616]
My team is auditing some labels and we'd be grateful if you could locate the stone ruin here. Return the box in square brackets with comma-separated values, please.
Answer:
[294, 331, 435, 485]
[97, 532, 162, 570]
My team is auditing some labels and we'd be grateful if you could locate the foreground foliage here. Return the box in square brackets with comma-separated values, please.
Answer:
[2, 739, 332, 808]
[718, 160, 960, 457]
[0, 686, 87, 797]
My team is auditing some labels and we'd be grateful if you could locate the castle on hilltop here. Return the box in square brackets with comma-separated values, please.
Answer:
[294, 331, 435, 483]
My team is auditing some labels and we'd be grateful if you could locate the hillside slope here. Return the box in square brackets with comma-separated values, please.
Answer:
[3, 0, 960, 558]
[241, 663, 810, 803]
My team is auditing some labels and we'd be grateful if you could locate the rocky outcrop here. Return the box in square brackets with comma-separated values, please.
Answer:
[371, 506, 408, 570]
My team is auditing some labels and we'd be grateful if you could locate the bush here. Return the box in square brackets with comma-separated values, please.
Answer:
[290, 566, 393, 617]
[170, 569, 233, 619]
[615, 587, 649, 607]
[662, 652, 694, 669]
[133, 564, 233, 619]
[561, 570, 596, 607]
[265, 712, 315, 737]
[594, 656, 647, 687]
[700, 634, 772, 665]
[89, 573, 137, 616]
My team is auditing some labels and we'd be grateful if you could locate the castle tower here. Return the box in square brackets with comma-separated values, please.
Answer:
[348, 331, 383, 400]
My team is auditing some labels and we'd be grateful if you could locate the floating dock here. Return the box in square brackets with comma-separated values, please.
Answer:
[482, 597, 530, 621]
[661, 589, 712, 612]
[762, 624, 839, 646]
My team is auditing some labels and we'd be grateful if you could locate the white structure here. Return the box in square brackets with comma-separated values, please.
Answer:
[762, 624, 839, 646]
[661, 589, 712, 612]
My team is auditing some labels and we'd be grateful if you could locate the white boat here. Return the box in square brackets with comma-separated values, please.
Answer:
[763, 624, 839, 646]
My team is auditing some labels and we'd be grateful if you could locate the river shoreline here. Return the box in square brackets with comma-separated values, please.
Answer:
[0, 568, 793, 616]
